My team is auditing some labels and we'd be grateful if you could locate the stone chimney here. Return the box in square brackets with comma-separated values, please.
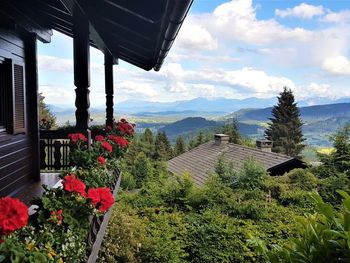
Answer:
[214, 134, 230, 146]
[256, 139, 273, 152]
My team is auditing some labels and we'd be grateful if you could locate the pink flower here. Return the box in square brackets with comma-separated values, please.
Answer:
[51, 209, 63, 225]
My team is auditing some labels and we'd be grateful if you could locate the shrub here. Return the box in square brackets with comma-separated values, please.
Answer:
[287, 168, 318, 190]
[237, 158, 268, 190]
[184, 210, 261, 263]
[252, 191, 350, 263]
[120, 171, 136, 190]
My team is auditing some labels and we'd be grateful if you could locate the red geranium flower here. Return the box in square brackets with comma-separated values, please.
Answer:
[0, 197, 28, 236]
[68, 133, 87, 143]
[97, 156, 106, 165]
[51, 209, 63, 225]
[62, 174, 86, 197]
[116, 120, 135, 136]
[107, 135, 128, 148]
[95, 135, 104, 142]
[101, 141, 113, 153]
[87, 188, 114, 212]
[113, 136, 128, 148]
[106, 125, 112, 131]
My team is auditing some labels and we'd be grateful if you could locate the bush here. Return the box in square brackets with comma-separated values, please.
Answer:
[120, 171, 136, 190]
[279, 189, 313, 208]
[184, 210, 261, 263]
[287, 168, 318, 190]
[318, 173, 350, 206]
[99, 203, 146, 263]
[253, 191, 350, 263]
[237, 158, 268, 190]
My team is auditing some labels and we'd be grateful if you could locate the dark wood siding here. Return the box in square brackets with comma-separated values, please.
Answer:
[0, 29, 35, 197]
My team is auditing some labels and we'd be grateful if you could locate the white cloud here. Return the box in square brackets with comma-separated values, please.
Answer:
[275, 3, 325, 19]
[322, 56, 350, 75]
[193, 0, 317, 45]
[176, 22, 218, 51]
[160, 63, 295, 96]
[118, 81, 158, 100]
[38, 55, 104, 74]
[39, 85, 75, 105]
[322, 10, 350, 23]
[295, 82, 333, 100]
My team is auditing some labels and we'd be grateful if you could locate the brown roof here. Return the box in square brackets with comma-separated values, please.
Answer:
[167, 141, 305, 186]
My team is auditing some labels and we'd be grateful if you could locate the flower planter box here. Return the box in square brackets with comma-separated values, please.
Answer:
[86, 168, 122, 263]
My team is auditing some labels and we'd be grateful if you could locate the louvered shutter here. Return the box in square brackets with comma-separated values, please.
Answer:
[12, 62, 25, 134]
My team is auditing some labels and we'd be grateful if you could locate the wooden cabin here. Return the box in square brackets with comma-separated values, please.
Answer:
[0, 0, 192, 198]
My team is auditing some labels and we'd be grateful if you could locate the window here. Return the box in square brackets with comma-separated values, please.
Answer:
[0, 58, 26, 135]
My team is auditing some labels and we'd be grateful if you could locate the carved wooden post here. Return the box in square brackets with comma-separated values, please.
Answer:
[104, 52, 114, 127]
[73, 4, 90, 130]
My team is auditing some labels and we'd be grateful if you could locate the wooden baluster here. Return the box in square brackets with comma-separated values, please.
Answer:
[40, 140, 46, 170]
[53, 141, 62, 170]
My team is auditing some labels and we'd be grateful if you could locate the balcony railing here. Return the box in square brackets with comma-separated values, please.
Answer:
[40, 129, 106, 171]
[40, 130, 72, 170]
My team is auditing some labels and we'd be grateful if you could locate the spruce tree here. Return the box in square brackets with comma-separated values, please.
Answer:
[133, 152, 153, 187]
[139, 128, 155, 158]
[174, 136, 186, 156]
[265, 87, 305, 157]
[154, 131, 173, 161]
[221, 118, 240, 144]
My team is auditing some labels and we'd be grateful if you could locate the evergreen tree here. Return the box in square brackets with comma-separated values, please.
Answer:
[318, 125, 350, 175]
[133, 152, 153, 187]
[265, 87, 305, 157]
[221, 118, 240, 144]
[174, 136, 186, 156]
[139, 128, 155, 158]
[195, 131, 204, 147]
[154, 131, 173, 161]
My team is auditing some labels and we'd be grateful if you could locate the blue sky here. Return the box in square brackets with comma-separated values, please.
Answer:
[38, 0, 350, 107]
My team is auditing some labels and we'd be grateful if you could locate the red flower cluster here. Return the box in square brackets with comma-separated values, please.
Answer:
[95, 135, 104, 142]
[87, 188, 114, 212]
[108, 135, 128, 148]
[68, 133, 87, 143]
[116, 119, 135, 136]
[101, 141, 113, 153]
[62, 174, 86, 197]
[106, 125, 112, 131]
[97, 156, 106, 165]
[0, 197, 28, 236]
[51, 209, 63, 225]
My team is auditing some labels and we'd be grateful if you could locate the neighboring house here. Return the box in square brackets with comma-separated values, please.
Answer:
[167, 134, 307, 186]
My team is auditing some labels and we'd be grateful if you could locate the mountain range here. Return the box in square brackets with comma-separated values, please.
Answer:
[48, 96, 350, 116]
[231, 103, 350, 122]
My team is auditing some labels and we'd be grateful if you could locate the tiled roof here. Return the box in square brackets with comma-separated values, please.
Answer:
[167, 141, 301, 186]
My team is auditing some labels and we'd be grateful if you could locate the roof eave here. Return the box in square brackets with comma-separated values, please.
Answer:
[153, 0, 193, 71]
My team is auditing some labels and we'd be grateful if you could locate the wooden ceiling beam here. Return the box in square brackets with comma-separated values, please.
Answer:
[58, 0, 116, 63]
[0, 1, 52, 43]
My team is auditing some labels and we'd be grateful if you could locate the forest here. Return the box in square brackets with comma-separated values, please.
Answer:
[96, 122, 350, 262]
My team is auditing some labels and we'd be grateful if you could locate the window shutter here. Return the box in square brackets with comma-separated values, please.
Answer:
[12, 62, 25, 134]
